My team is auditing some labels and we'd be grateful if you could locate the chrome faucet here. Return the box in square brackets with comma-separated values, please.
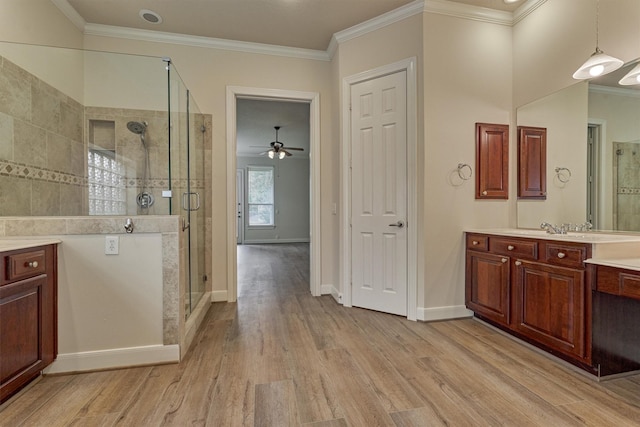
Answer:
[540, 222, 565, 234]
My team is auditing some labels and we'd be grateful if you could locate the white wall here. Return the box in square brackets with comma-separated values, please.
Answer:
[55, 234, 164, 353]
[237, 156, 310, 243]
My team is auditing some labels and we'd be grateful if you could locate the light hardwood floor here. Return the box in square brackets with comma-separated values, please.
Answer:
[2, 243, 640, 426]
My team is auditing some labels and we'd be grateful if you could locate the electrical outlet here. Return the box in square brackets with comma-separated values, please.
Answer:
[105, 236, 119, 255]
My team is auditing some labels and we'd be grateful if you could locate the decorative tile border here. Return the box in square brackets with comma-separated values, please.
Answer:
[0, 159, 85, 186]
[618, 187, 640, 194]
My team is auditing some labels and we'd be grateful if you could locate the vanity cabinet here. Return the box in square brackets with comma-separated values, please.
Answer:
[465, 233, 592, 370]
[591, 264, 640, 376]
[0, 244, 57, 404]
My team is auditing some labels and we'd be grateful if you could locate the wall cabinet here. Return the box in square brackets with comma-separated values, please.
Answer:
[517, 126, 547, 199]
[0, 244, 57, 404]
[465, 233, 592, 371]
[475, 123, 509, 199]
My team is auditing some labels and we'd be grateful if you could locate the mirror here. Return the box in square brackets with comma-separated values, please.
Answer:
[516, 60, 640, 232]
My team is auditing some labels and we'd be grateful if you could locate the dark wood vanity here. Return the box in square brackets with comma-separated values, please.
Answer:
[466, 231, 640, 378]
[0, 243, 58, 404]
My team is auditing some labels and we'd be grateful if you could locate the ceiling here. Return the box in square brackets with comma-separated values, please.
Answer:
[59, 0, 524, 158]
[63, 0, 524, 51]
[237, 99, 310, 158]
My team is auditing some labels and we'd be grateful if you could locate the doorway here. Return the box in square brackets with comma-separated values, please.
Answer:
[341, 58, 418, 320]
[226, 87, 321, 301]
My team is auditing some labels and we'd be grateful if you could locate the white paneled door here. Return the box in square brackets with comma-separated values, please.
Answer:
[351, 70, 408, 316]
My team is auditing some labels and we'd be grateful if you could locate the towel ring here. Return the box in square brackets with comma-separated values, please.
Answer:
[555, 167, 571, 183]
[457, 163, 472, 181]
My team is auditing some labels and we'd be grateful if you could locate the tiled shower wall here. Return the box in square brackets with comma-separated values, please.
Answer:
[614, 141, 640, 231]
[0, 55, 209, 218]
[0, 55, 85, 216]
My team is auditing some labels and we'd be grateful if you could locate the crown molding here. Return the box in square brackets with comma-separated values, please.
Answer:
[84, 23, 330, 61]
[52, 0, 548, 62]
[329, 0, 425, 57]
[424, 0, 513, 26]
[513, 0, 548, 25]
[589, 84, 640, 99]
[50, 0, 86, 31]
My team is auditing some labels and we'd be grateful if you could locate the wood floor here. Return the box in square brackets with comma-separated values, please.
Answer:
[2, 243, 640, 426]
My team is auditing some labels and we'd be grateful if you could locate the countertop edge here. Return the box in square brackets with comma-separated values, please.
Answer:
[0, 238, 63, 252]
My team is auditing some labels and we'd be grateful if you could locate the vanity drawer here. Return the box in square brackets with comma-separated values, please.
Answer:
[6, 249, 46, 281]
[596, 265, 640, 301]
[621, 273, 640, 299]
[544, 243, 588, 269]
[490, 238, 538, 260]
[466, 234, 488, 251]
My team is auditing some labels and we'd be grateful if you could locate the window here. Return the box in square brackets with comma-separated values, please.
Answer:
[88, 149, 126, 215]
[247, 166, 274, 227]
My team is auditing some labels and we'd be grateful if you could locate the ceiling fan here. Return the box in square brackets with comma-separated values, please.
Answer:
[256, 126, 304, 159]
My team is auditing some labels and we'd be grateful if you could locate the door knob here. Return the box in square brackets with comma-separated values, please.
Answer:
[389, 220, 405, 228]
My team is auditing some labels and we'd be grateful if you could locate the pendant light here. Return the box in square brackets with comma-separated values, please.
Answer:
[619, 62, 640, 86]
[573, 0, 623, 80]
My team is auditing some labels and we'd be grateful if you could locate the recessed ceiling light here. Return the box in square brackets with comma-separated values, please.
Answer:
[503, 0, 521, 3]
[139, 9, 162, 24]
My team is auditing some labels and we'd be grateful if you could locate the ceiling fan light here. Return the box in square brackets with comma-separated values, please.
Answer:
[268, 150, 275, 159]
[278, 151, 286, 159]
[573, 49, 623, 80]
[619, 63, 640, 85]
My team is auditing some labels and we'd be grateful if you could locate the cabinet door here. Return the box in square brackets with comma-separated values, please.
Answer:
[466, 250, 510, 325]
[0, 275, 50, 402]
[517, 126, 547, 199]
[513, 260, 586, 359]
[476, 123, 509, 199]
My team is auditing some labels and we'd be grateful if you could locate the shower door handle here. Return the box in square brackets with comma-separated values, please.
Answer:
[182, 192, 201, 211]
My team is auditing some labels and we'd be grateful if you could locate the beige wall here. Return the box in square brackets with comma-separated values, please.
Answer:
[0, 0, 82, 48]
[421, 12, 512, 312]
[513, 0, 640, 107]
[6, 0, 640, 319]
[517, 82, 589, 229]
[80, 36, 335, 294]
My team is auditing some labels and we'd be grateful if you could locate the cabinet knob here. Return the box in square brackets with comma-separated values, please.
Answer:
[482, 190, 488, 196]
[515, 260, 522, 266]
[501, 258, 508, 263]
[472, 241, 479, 245]
[557, 252, 566, 259]
[507, 245, 515, 251]
[27, 261, 39, 268]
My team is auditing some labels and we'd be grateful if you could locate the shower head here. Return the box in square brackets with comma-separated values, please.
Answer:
[127, 121, 147, 135]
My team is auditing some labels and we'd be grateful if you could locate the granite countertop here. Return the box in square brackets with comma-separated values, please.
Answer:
[0, 238, 62, 252]
[465, 228, 640, 244]
[585, 257, 640, 272]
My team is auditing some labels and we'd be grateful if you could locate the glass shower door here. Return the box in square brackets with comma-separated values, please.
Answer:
[168, 65, 206, 318]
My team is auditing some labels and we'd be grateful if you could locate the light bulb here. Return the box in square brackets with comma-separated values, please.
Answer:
[268, 150, 274, 159]
[279, 151, 286, 159]
[589, 64, 605, 76]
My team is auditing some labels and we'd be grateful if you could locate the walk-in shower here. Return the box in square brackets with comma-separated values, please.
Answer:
[127, 120, 155, 210]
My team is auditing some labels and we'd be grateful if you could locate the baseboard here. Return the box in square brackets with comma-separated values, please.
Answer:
[321, 284, 344, 304]
[417, 305, 473, 321]
[43, 344, 180, 374]
[241, 238, 310, 244]
[211, 290, 228, 302]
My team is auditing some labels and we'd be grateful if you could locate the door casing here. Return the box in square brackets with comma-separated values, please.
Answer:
[226, 86, 321, 301]
[341, 58, 418, 320]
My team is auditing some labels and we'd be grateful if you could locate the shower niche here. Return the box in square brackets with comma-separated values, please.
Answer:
[87, 114, 166, 215]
